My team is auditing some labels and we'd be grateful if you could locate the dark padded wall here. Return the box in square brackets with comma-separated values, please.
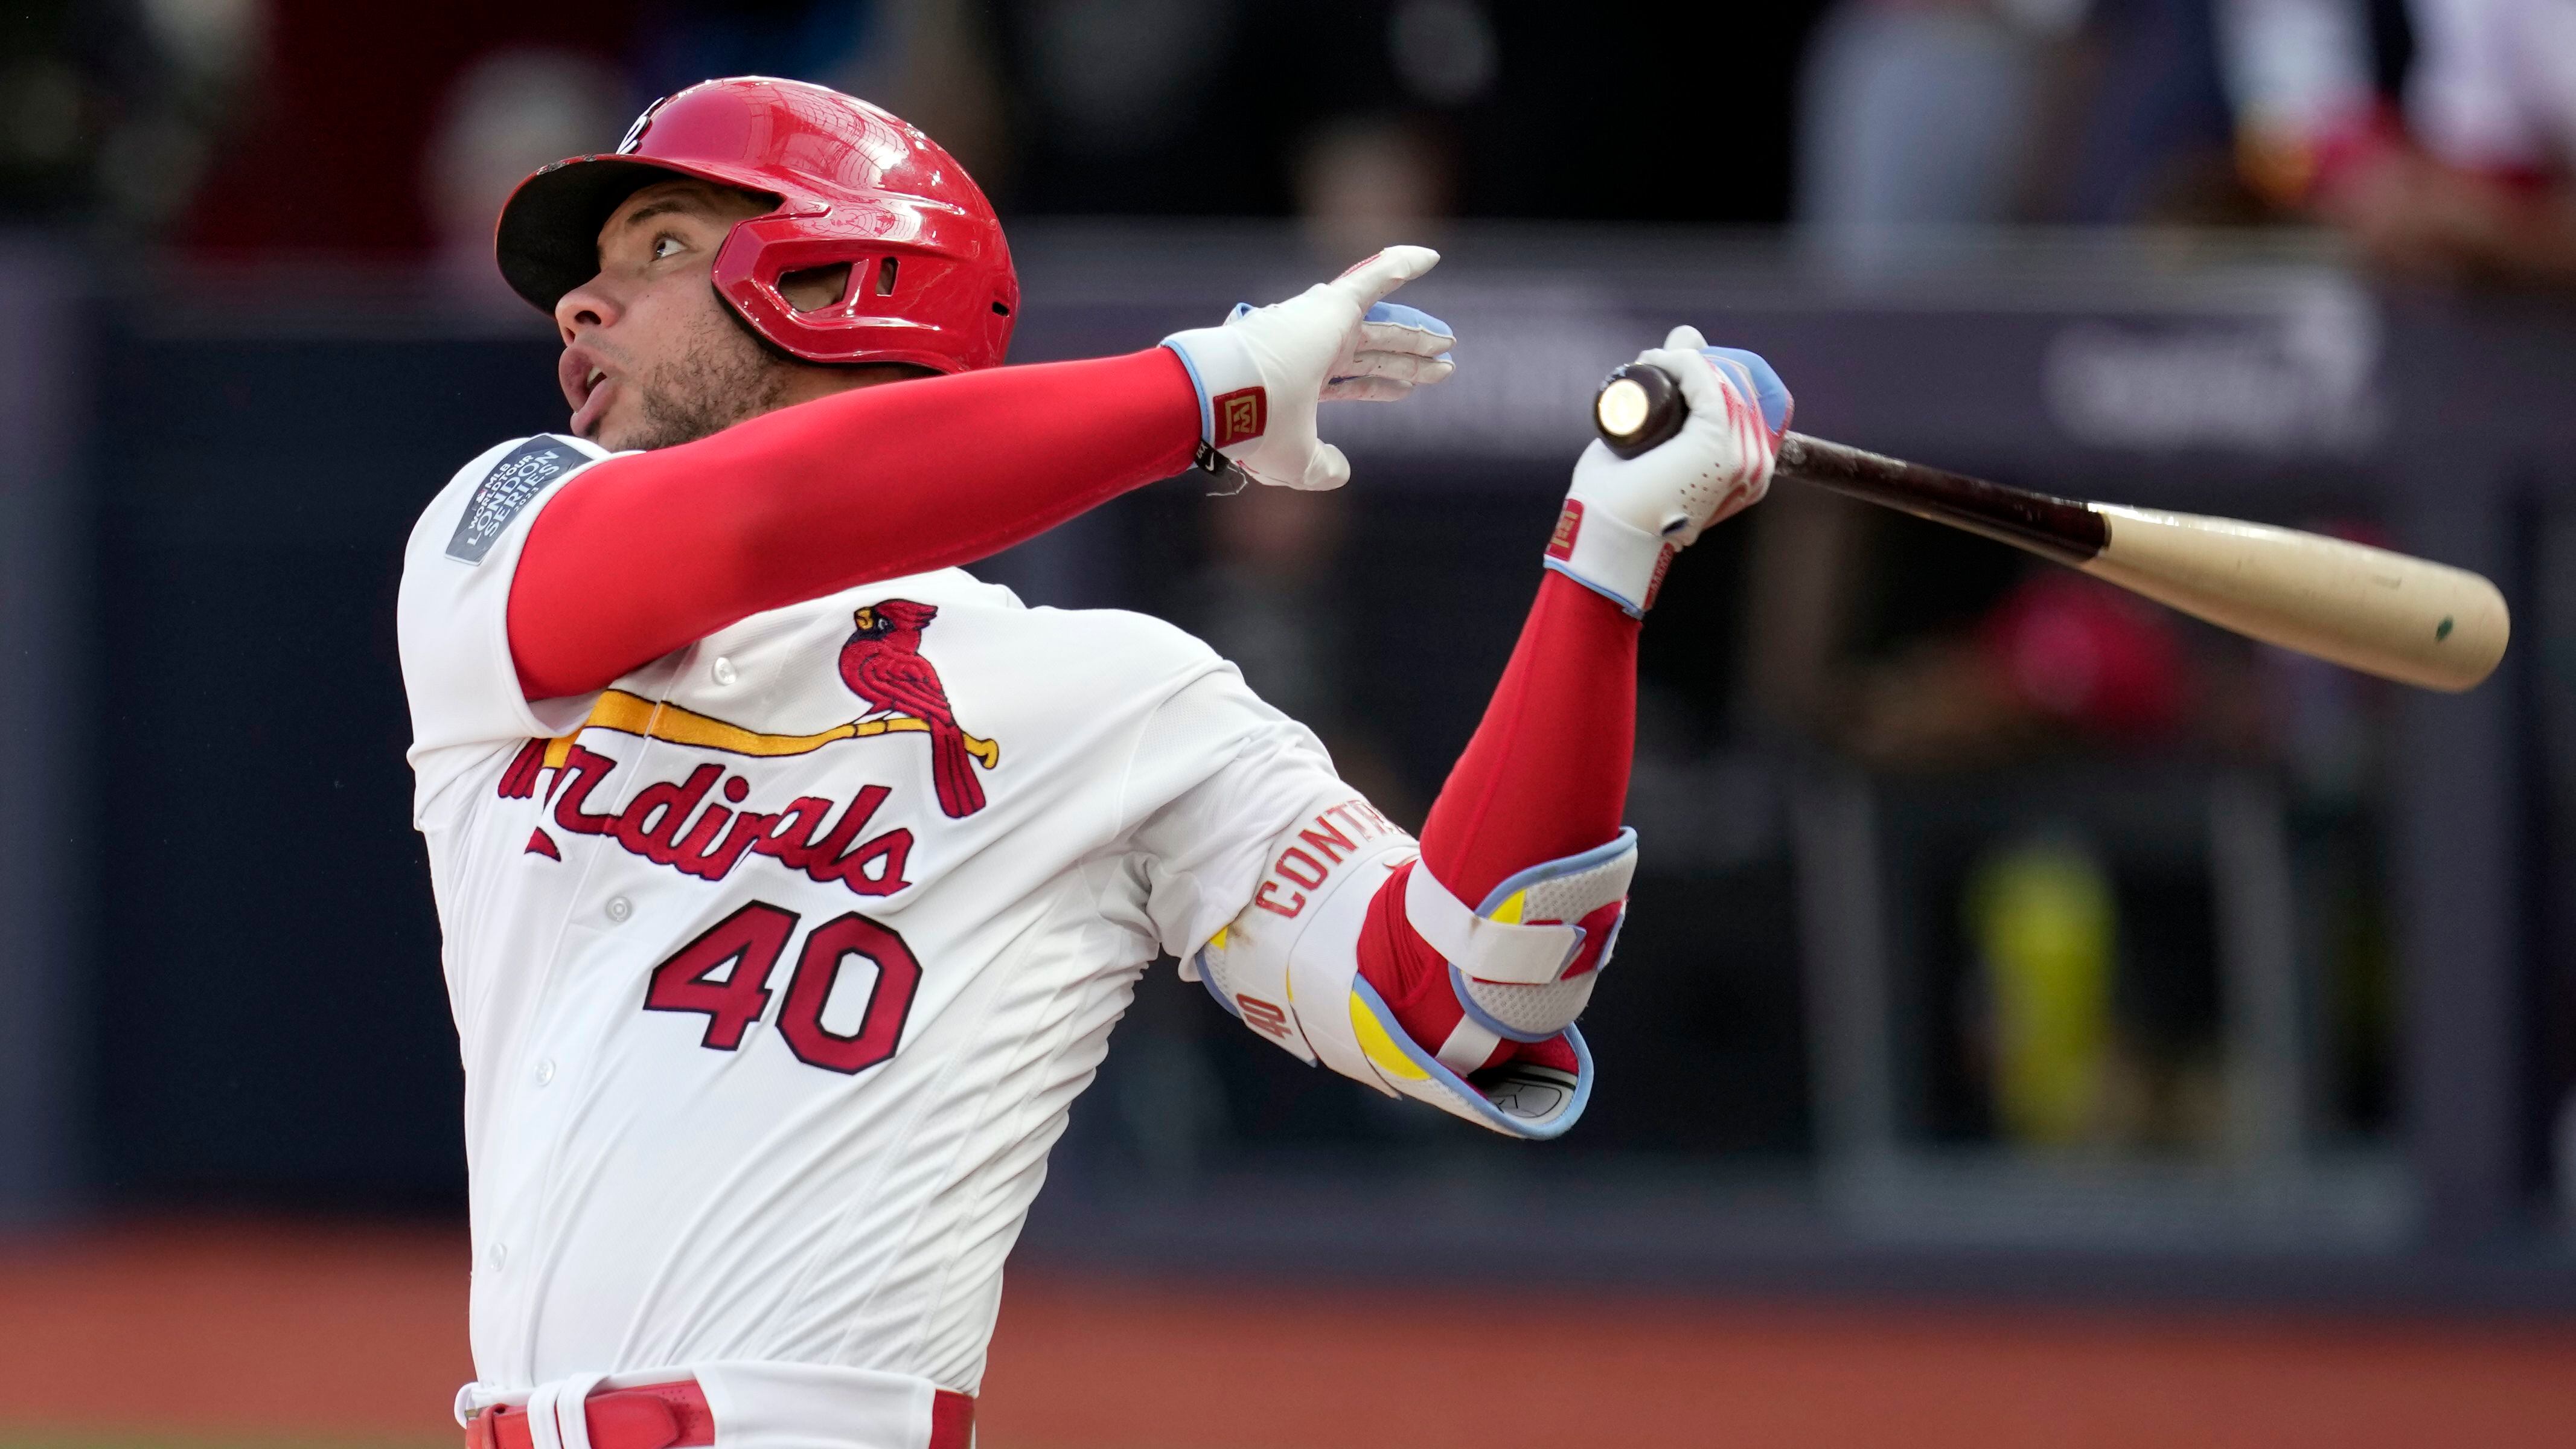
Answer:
[90, 328, 561, 1206]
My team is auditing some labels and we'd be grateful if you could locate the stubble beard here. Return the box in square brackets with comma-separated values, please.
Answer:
[613, 305, 795, 452]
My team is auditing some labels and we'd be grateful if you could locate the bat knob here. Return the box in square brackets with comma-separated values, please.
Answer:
[1594, 362, 1685, 459]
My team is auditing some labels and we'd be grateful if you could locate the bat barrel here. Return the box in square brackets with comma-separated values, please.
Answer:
[2081, 505, 2509, 693]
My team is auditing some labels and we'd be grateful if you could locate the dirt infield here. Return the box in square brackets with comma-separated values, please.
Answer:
[1, 1219, 2570, 1447]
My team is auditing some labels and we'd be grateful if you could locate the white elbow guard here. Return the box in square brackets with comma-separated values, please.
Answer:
[1189, 802, 1617, 1140]
[1404, 827, 1637, 1044]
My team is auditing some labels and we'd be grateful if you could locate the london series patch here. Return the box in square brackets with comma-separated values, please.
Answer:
[447, 437, 578, 564]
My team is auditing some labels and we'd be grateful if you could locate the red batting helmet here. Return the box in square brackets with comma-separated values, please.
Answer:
[494, 76, 1017, 373]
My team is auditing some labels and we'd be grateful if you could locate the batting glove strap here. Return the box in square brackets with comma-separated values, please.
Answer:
[1541, 496, 1673, 618]
[1406, 829, 1638, 1043]
[1159, 324, 1270, 460]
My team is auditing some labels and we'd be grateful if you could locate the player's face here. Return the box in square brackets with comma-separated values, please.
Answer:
[554, 180, 784, 451]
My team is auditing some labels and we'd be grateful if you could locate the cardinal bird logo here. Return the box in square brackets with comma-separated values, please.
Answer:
[840, 601, 992, 819]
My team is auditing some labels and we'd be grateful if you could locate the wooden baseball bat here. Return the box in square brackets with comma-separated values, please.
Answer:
[1594, 363, 2509, 693]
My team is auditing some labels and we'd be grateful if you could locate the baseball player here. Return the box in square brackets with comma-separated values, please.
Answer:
[403, 77, 1789, 1449]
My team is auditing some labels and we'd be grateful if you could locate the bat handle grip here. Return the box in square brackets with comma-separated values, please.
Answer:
[1593, 362, 1686, 458]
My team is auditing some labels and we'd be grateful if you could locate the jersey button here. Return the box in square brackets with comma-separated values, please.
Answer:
[535, 1058, 557, 1086]
[606, 895, 632, 923]
[711, 656, 738, 686]
[486, 1243, 508, 1273]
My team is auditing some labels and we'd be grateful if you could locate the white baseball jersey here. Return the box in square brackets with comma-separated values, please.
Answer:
[399, 435, 1401, 1409]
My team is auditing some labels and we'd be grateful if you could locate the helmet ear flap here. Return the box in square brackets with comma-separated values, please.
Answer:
[711, 211, 1009, 373]
[708, 212, 817, 360]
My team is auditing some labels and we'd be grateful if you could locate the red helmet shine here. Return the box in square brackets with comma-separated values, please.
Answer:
[495, 76, 1017, 373]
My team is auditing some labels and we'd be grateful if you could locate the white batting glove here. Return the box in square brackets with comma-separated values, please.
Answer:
[1545, 325, 1791, 615]
[1160, 246, 1456, 491]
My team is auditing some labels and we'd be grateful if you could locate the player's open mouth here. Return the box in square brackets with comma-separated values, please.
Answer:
[559, 344, 619, 436]
[569, 366, 616, 437]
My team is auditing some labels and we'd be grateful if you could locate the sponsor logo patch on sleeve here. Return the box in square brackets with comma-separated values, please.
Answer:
[446, 437, 578, 564]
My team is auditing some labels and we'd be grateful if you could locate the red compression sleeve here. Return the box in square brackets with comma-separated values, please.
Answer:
[1416, 571, 1637, 889]
[508, 348, 1200, 699]
[1357, 570, 1640, 1072]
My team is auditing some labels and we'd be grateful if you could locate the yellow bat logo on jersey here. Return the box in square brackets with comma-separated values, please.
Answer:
[520, 689, 999, 771]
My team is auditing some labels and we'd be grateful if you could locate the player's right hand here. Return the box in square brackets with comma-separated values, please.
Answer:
[1544, 327, 1791, 615]
[1160, 246, 1456, 491]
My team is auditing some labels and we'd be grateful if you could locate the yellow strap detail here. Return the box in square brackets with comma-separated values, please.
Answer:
[1489, 890, 1527, 925]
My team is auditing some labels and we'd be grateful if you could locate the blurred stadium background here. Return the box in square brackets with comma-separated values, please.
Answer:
[5, 0, 2576, 1444]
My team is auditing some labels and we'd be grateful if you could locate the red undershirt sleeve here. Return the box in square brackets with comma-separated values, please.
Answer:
[507, 347, 1201, 700]
[1413, 570, 1638, 890]
[1357, 569, 1641, 1070]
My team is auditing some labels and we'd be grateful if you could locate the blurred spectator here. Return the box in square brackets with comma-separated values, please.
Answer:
[1174, 484, 1414, 824]
[2056, 0, 2252, 222]
[1101, 484, 1433, 1177]
[429, 5, 1008, 309]
[106, 0, 272, 228]
[2307, 0, 2576, 284]
[627, 0, 1011, 185]
[1797, 0, 2079, 249]
[1002, 0, 1244, 211]
[1385, 0, 1498, 106]
[160, 0, 1830, 249]
[1795, 0, 2458, 235]
[1743, 487, 2213, 774]
[2208, 0, 2576, 284]
[2, 0, 269, 235]
[1293, 114, 1454, 257]
[831, 1, 1012, 192]
[992, 0, 1822, 222]
[2213, 0, 2379, 202]
[424, 48, 631, 309]
[184, 2, 638, 255]
[1840, 571, 2200, 771]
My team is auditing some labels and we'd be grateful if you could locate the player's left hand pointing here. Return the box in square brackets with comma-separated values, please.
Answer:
[1160, 246, 1457, 491]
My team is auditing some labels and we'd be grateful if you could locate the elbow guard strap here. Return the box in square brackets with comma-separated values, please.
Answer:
[1405, 828, 1637, 1043]
[1190, 799, 1593, 1139]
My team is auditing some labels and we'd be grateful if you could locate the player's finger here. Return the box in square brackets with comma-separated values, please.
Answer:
[1702, 344, 1794, 438]
[1705, 354, 1760, 412]
[1328, 245, 1441, 310]
[1321, 375, 1415, 403]
[1356, 301, 1455, 358]
[1663, 324, 1708, 351]
[1335, 350, 1454, 385]
[1295, 441, 1351, 490]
